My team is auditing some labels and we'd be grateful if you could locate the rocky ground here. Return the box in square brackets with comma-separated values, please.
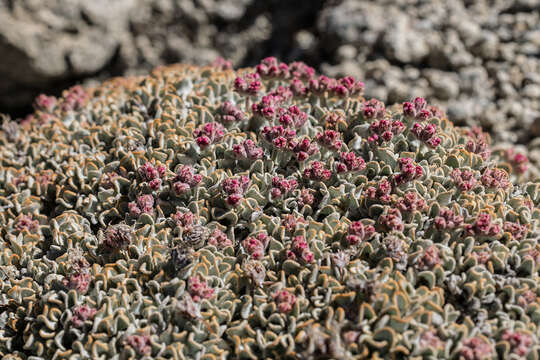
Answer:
[0, 0, 538, 178]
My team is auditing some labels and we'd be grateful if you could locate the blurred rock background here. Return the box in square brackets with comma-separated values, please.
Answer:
[0, 0, 538, 169]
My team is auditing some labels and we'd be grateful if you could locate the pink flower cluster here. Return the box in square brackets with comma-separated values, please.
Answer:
[61, 85, 88, 112]
[273, 289, 296, 313]
[211, 56, 232, 70]
[418, 330, 444, 350]
[336, 152, 366, 173]
[252, 94, 282, 118]
[368, 118, 405, 144]
[128, 195, 154, 217]
[242, 233, 270, 259]
[218, 101, 245, 124]
[416, 245, 441, 270]
[71, 305, 97, 328]
[303, 161, 331, 181]
[379, 208, 404, 232]
[466, 126, 491, 160]
[503, 221, 528, 240]
[278, 105, 307, 128]
[411, 123, 441, 148]
[221, 176, 250, 206]
[365, 179, 392, 203]
[501, 330, 533, 357]
[193, 122, 225, 148]
[63, 272, 91, 293]
[15, 214, 39, 233]
[34, 94, 57, 112]
[188, 275, 214, 302]
[402, 97, 431, 121]
[396, 191, 426, 212]
[346, 221, 375, 246]
[451, 169, 477, 191]
[394, 158, 423, 185]
[315, 130, 343, 151]
[363, 99, 386, 120]
[323, 112, 344, 129]
[125, 334, 151, 355]
[481, 168, 509, 189]
[256, 57, 290, 79]
[289, 61, 316, 80]
[290, 138, 319, 161]
[138, 162, 166, 190]
[173, 165, 202, 195]
[459, 337, 492, 360]
[234, 73, 262, 95]
[233, 139, 264, 160]
[517, 289, 536, 308]
[261, 124, 295, 144]
[465, 213, 501, 237]
[298, 188, 315, 208]
[281, 214, 307, 232]
[271, 176, 298, 199]
[472, 251, 491, 265]
[287, 235, 314, 263]
[207, 228, 232, 249]
[171, 210, 196, 229]
[434, 208, 464, 230]
[309, 75, 363, 97]
[507, 149, 528, 174]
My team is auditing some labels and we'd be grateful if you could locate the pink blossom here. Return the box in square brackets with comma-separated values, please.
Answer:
[298, 188, 315, 207]
[218, 101, 245, 124]
[256, 57, 290, 79]
[481, 168, 509, 189]
[61, 85, 88, 112]
[211, 57, 232, 70]
[271, 176, 298, 199]
[193, 122, 225, 148]
[71, 305, 97, 328]
[416, 245, 441, 270]
[451, 169, 478, 191]
[501, 330, 533, 357]
[278, 105, 307, 128]
[207, 228, 232, 249]
[282, 214, 307, 232]
[517, 290, 536, 308]
[234, 73, 261, 95]
[315, 130, 342, 151]
[303, 161, 332, 181]
[394, 158, 423, 185]
[63, 272, 91, 293]
[465, 213, 501, 237]
[233, 139, 264, 160]
[289, 62, 315, 80]
[503, 221, 528, 240]
[188, 275, 214, 302]
[34, 94, 57, 112]
[336, 152, 366, 173]
[171, 210, 196, 229]
[242, 233, 269, 259]
[366, 179, 393, 203]
[434, 208, 464, 230]
[125, 334, 151, 355]
[287, 235, 314, 263]
[396, 192, 426, 212]
[15, 214, 39, 233]
[273, 289, 296, 313]
[459, 337, 492, 360]
[346, 221, 375, 246]
[379, 208, 404, 232]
